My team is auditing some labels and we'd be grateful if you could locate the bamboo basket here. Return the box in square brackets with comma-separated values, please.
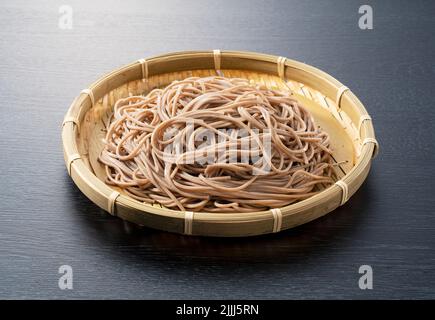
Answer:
[62, 50, 378, 237]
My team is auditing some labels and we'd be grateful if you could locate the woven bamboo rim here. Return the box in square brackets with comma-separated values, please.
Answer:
[62, 50, 378, 237]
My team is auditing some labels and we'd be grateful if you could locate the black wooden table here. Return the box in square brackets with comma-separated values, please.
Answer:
[1, 0, 434, 299]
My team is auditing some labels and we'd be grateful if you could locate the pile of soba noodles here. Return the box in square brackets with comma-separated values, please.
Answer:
[99, 76, 335, 212]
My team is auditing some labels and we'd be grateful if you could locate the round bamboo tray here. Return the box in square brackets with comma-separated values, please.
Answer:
[62, 50, 378, 237]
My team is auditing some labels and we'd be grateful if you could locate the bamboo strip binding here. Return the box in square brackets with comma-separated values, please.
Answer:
[108, 191, 120, 216]
[277, 56, 286, 79]
[81, 88, 95, 107]
[184, 211, 194, 235]
[358, 114, 372, 133]
[363, 137, 379, 158]
[62, 50, 378, 237]
[335, 180, 349, 205]
[213, 49, 221, 71]
[67, 153, 81, 176]
[271, 208, 283, 233]
[335, 86, 349, 107]
[62, 116, 78, 128]
[137, 58, 148, 79]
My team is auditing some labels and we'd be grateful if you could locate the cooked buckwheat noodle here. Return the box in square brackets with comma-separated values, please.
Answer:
[99, 76, 335, 212]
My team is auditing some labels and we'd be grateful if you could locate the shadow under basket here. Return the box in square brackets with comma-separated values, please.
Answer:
[62, 50, 378, 237]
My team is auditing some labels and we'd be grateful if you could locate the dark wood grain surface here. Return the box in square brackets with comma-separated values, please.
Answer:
[1, 0, 434, 299]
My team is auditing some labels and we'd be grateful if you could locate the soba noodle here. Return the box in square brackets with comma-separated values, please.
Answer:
[99, 76, 335, 212]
